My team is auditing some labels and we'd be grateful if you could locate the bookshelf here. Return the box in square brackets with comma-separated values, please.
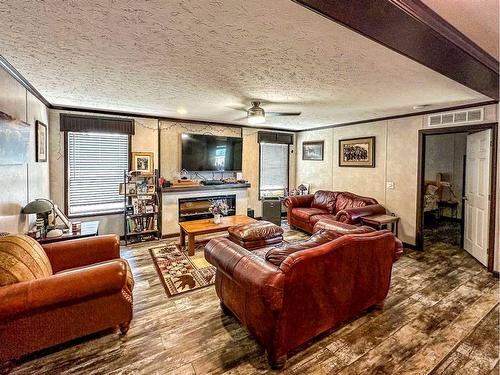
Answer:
[122, 169, 161, 244]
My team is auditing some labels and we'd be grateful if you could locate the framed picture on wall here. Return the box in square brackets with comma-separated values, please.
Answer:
[302, 141, 324, 161]
[339, 136, 375, 167]
[132, 152, 154, 173]
[35, 120, 47, 162]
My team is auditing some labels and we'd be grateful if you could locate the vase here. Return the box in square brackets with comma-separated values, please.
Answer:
[213, 214, 221, 224]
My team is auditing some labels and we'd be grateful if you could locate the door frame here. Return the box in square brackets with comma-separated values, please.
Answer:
[416, 122, 498, 272]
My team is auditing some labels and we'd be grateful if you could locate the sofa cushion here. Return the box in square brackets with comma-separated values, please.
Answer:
[311, 191, 338, 212]
[0, 235, 53, 286]
[228, 220, 283, 241]
[291, 207, 329, 222]
[265, 230, 338, 266]
[334, 192, 378, 213]
[309, 214, 336, 224]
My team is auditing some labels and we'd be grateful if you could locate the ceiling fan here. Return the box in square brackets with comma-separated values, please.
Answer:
[233, 101, 301, 124]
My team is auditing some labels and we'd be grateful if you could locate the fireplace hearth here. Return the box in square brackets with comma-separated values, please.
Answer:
[178, 195, 236, 222]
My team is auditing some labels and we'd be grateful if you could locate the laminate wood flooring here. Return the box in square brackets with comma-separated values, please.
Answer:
[11, 229, 498, 375]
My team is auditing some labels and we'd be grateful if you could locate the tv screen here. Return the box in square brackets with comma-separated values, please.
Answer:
[181, 134, 243, 171]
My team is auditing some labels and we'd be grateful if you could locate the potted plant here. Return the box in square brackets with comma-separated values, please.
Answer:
[209, 200, 229, 224]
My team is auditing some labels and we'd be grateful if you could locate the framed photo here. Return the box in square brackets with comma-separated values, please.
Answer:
[302, 141, 324, 161]
[35, 120, 47, 162]
[119, 183, 136, 195]
[339, 136, 375, 167]
[132, 152, 154, 173]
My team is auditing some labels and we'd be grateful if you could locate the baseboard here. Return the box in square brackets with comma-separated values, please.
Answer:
[162, 232, 180, 239]
[403, 242, 418, 250]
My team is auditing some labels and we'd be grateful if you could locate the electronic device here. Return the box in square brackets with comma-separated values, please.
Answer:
[181, 134, 243, 171]
[201, 180, 225, 185]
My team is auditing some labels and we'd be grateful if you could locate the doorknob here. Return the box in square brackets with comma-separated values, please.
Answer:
[462, 196, 468, 201]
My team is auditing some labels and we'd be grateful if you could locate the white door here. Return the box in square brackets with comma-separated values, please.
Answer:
[464, 129, 492, 266]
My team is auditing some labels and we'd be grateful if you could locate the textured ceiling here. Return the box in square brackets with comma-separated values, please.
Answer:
[422, 0, 499, 60]
[0, 0, 490, 130]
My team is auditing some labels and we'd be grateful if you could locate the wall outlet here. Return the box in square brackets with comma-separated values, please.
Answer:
[386, 181, 395, 189]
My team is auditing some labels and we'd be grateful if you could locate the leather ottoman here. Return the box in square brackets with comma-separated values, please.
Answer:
[228, 220, 284, 250]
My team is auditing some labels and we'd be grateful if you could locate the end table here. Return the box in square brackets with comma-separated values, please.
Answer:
[361, 214, 400, 236]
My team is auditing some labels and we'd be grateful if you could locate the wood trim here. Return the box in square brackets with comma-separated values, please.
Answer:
[293, 0, 498, 100]
[0, 54, 51, 107]
[416, 122, 498, 273]
[390, 0, 499, 73]
[301, 101, 498, 132]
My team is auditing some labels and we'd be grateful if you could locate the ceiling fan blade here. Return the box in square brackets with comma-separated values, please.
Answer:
[266, 111, 302, 117]
[226, 105, 248, 112]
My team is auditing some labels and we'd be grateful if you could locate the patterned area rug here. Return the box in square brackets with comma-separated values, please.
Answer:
[149, 241, 216, 297]
[150, 221, 309, 298]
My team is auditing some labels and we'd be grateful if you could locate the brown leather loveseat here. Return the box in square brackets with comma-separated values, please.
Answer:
[284, 190, 385, 233]
[205, 228, 403, 369]
[0, 235, 134, 371]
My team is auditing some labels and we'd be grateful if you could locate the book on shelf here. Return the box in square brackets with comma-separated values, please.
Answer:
[127, 216, 157, 234]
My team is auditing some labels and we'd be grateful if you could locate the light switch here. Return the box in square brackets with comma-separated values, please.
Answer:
[386, 181, 395, 189]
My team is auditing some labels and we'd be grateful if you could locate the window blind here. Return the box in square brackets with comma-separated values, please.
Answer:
[260, 143, 289, 196]
[67, 132, 129, 215]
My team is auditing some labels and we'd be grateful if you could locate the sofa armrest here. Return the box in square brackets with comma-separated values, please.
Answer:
[205, 238, 284, 311]
[0, 259, 128, 320]
[313, 219, 376, 235]
[283, 194, 314, 209]
[335, 204, 386, 224]
[42, 234, 120, 273]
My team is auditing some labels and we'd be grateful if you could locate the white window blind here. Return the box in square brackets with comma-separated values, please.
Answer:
[68, 132, 129, 215]
[260, 143, 289, 196]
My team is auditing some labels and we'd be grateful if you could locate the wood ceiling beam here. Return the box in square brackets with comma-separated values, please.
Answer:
[292, 0, 499, 101]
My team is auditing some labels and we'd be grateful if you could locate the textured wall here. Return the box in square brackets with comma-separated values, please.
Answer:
[0, 66, 49, 233]
[159, 121, 295, 218]
[296, 128, 333, 191]
[49, 112, 295, 233]
[49, 109, 158, 235]
[296, 104, 499, 248]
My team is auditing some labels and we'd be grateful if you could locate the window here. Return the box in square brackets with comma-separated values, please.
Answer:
[259, 143, 289, 197]
[67, 132, 129, 216]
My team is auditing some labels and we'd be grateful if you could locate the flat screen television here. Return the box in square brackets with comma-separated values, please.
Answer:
[181, 133, 243, 171]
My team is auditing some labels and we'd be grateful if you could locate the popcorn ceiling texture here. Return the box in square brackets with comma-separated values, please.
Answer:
[0, 0, 488, 130]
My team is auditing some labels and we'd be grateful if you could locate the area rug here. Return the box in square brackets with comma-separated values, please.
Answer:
[149, 241, 216, 297]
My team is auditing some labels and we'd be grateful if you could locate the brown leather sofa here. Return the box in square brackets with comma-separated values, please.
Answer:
[0, 235, 134, 371]
[283, 190, 386, 233]
[205, 228, 403, 369]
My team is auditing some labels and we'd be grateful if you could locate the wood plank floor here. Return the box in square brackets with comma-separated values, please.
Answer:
[11, 229, 499, 375]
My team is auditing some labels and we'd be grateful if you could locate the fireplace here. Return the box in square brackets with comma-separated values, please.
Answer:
[178, 194, 236, 222]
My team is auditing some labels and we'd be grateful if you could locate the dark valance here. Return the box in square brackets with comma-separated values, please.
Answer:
[60, 114, 135, 135]
[257, 131, 293, 145]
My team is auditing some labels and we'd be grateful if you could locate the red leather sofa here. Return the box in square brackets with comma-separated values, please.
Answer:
[0, 235, 134, 371]
[205, 227, 403, 369]
[283, 190, 386, 233]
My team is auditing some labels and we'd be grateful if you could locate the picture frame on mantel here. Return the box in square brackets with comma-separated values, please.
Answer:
[339, 136, 375, 168]
[132, 152, 154, 174]
[302, 141, 324, 161]
[35, 120, 48, 162]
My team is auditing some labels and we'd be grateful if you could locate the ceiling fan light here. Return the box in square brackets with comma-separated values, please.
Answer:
[248, 113, 265, 124]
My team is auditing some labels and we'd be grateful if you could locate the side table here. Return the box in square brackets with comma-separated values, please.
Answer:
[37, 221, 100, 244]
[361, 214, 400, 236]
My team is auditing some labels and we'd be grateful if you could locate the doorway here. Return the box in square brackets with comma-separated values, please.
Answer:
[416, 123, 498, 272]
[422, 132, 467, 249]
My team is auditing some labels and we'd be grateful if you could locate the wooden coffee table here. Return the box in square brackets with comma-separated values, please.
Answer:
[179, 215, 258, 256]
